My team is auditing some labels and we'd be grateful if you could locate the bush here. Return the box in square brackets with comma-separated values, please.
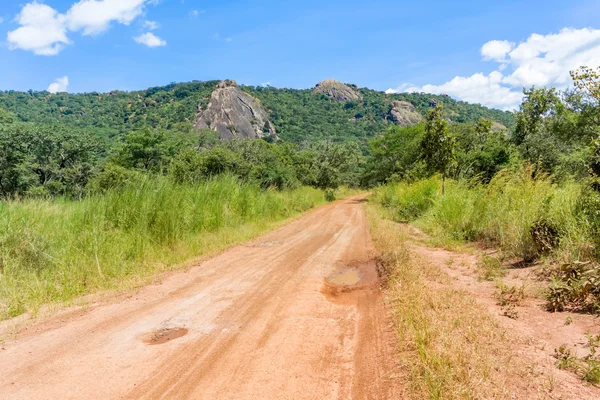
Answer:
[375, 166, 589, 262]
[374, 177, 439, 221]
[88, 164, 144, 192]
[374, 166, 600, 313]
[577, 188, 600, 257]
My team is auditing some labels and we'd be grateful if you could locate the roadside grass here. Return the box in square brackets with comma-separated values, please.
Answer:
[0, 175, 328, 320]
[555, 333, 600, 386]
[372, 166, 600, 312]
[478, 255, 507, 281]
[368, 204, 525, 399]
[373, 167, 588, 262]
[495, 281, 527, 319]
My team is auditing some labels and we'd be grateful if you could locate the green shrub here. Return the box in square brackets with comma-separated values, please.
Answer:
[374, 177, 439, 221]
[577, 188, 600, 256]
[88, 164, 144, 192]
[374, 166, 600, 312]
[0, 176, 326, 320]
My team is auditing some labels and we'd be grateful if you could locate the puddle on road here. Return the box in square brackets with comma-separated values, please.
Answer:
[328, 270, 361, 286]
[321, 261, 381, 304]
[141, 327, 188, 345]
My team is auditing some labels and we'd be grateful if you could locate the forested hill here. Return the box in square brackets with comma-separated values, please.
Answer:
[0, 80, 514, 143]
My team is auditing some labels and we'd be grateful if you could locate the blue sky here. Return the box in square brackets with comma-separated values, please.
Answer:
[1, 0, 600, 109]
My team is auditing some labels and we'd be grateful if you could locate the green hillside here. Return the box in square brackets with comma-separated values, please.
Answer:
[0, 80, 513, 143]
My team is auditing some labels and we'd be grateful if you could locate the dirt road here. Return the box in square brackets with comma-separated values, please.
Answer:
[0, 196, 398, 400]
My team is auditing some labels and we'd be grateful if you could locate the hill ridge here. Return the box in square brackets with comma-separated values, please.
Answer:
[0, 79, 514, 143]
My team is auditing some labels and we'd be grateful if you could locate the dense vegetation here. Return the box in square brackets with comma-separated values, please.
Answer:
[3, 67, 600, 318]
[244, 85, 513, 142]
[371, 66, 600, 313]
[0, 80, 513, 144]
[0, 176, 327, 319]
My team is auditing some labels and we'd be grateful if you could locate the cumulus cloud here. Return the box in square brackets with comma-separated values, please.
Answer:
[386, 27, 600, 110]
[481, 40, 514, 62]
[7, 2, 70, 56]
[134, 32, 166, 47]
[7, 0, 157, 55]
[395, 72, 523, 111]
[47, 76, 69, 93]
[65, 0, 148, 35]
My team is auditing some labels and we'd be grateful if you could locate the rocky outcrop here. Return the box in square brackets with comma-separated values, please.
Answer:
[195, 80, 276, 140]
[389, 100, 423, 127]
[312, 79, 363, 102]
[491, 121, 507, 132]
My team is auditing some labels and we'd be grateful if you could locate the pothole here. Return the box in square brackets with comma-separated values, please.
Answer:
[141, 327, 188, 345]
[322, 268, 363, 299]
[321, 261, 381, 302]
[328, 269, 361, 286]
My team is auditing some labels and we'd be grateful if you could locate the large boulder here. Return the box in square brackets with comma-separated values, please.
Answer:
[312, 79, 363, 102]
[389, 100, 423, 127]
[195, 80, 276, 140]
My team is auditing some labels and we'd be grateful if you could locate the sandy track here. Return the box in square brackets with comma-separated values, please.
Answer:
[0, 195, 399, 400]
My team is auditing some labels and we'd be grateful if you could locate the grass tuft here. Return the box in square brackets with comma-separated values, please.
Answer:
[367, 202, 529, 399]
[373, 166, 600, 311]
[0, 175, 327, 320]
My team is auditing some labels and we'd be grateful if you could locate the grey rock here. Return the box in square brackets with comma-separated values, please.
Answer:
[389, 101, 423, 127]
[312, 79, 362, 102]
[195, 80, 276, 140]
[491, 121, 507, 132]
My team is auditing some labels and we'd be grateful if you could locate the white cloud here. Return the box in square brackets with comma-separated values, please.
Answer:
[65, 0, 148, 35]
[144, 20, 158, 30]
[0, 17, 4, 24]
[47, 76, 69, 93]
[387, 27, 600, 111]
[481, 40, 514, 62]
[134, 32, 166, 47]
[7, 2, 70, 56]
[388, 72, 522, 111]
[7, 0, 156, 55]
[502, 28, 600, 88]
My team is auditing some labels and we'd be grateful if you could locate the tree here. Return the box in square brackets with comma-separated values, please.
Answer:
[420, 104, 455, 194]
[570, 66, 600, 135]
[364, 124, 425, 185]
[295, 141, 361, 190]
[513, 88, 562, 146]
[113, 128, 186, 172]
[449, 121, 505, 182]
[475, 118, 493, 139]
[0, 122, 101, 197]
[571, 66, 600, 102]
[0, 108, 16, 124]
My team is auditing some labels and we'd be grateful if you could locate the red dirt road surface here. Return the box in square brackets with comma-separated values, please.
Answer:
[0, 195, 399, 399]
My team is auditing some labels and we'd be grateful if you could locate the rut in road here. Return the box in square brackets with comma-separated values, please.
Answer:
[0, 195, 400, 400]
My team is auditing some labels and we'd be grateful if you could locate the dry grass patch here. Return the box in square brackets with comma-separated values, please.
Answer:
[368, 203, 543, 399]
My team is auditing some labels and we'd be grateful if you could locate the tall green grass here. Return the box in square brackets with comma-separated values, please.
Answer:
[374, 167, 600, 311]
[373, 167, 592, 262]
[0, 175, 326, 319]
